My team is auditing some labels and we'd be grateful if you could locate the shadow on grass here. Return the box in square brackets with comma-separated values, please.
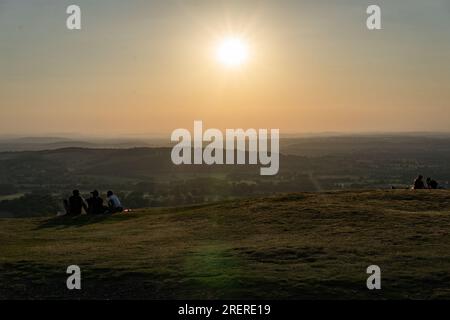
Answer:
[35, 213, 137, 230]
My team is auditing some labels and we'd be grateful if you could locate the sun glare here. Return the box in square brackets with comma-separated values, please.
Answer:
[216, 37, 249, 68]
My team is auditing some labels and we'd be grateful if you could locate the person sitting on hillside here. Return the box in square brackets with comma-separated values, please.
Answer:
[413, 175, 426, 190]
[63, 189, 87, 216]
[86, 190, 108, 215]
[107, 191, 124, 213]
[426, 177, 439, 190]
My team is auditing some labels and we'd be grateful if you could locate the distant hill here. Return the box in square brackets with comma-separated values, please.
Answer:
[1, 190, 449, 299]
[1, 135, 449, 218]
[0, 136, 168, 152]
[1, 135, 450, 192]
[0, 147, 264, 180]
[282, 135, 450, 157]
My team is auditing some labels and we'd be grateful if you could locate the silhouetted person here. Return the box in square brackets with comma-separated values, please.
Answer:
[86, 190, 107, 215]
[107, 191, 123, 213]
[427, 177, 438, 190]
[413, 175, 426, 190]
[64, 190, 87, 215]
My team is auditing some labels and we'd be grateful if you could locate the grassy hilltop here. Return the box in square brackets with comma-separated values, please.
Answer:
[1, 190, 450, 300]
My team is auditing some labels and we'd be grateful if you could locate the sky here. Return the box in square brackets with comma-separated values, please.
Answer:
[1, 0, 450, 136]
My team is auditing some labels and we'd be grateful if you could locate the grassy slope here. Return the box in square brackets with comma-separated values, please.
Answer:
[1, 190, 450, 300]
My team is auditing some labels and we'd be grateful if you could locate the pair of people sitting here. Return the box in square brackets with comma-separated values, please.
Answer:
[413, 175, 439, 190]
[64, 190, 123, 216]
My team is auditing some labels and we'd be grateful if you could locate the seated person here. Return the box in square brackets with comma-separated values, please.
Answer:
[107, 191, 123, 213]
[413, 175, 426, 190]
[426, 177, 438, 189]
[64, 189, 87, 215]
[86, 190, 107, 215]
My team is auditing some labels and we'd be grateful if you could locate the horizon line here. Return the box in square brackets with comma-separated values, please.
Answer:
[1, 131, 450, 140]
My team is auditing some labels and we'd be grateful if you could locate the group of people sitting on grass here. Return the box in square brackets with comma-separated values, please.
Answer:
[413, 175, 439, 190]
[63, 189, 123, 216]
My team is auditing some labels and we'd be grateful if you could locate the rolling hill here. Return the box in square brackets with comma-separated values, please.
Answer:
[1, 190, 450, 299]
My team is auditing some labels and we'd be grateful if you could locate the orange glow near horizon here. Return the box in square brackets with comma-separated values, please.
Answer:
[1, 1, 450, 136]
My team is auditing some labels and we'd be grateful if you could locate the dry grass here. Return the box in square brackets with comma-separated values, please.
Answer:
[1, 190, 450, 299]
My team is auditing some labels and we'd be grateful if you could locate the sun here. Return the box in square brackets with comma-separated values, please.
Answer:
[216, 37, 249, 68]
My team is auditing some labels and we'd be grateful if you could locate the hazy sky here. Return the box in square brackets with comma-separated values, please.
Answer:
[1, 0, 450, 136]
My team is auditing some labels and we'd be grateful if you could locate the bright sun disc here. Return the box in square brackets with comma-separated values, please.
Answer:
[216, 37, 249, 67]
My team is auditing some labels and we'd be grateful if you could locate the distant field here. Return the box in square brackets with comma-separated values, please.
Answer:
[1, 190, 450, 299]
